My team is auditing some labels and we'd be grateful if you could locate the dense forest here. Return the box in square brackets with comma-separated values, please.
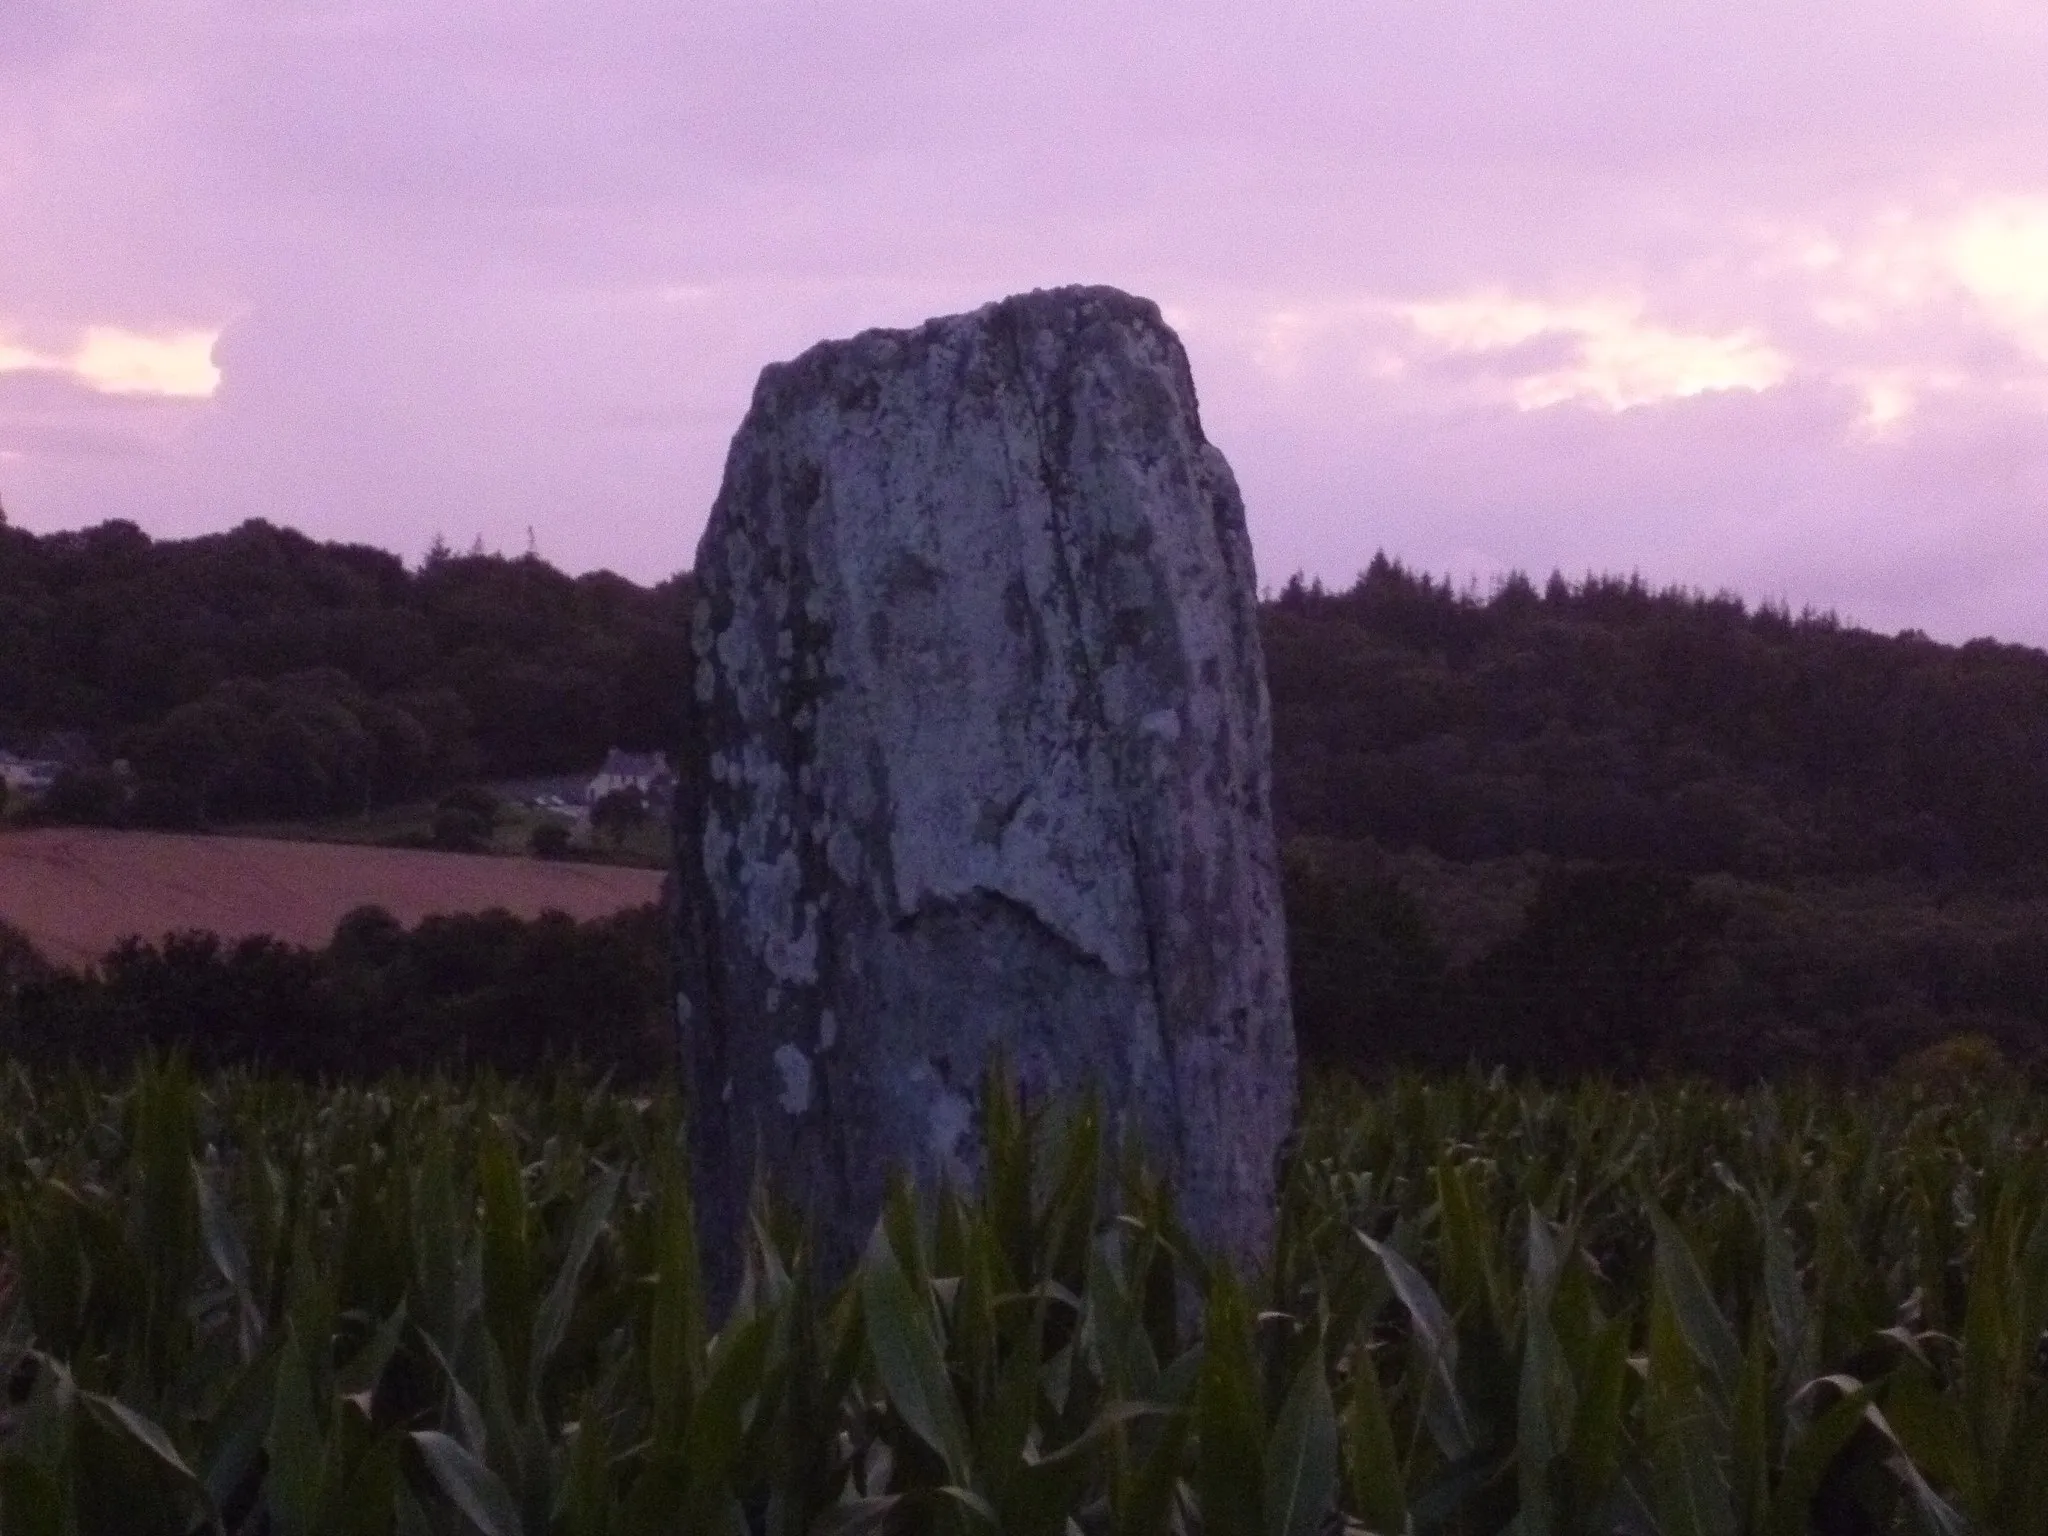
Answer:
[0, 903, 670, 1078]
[12, 515, 2048, 1078]
[0, 512, 690, 824]
[1271, 559, 2048, 1079]
[1267, 554, 2048, 880]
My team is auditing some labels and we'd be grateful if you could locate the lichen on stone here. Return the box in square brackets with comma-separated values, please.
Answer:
[773, 1043, 813, 1115]
[677, 286, 1296, 1289]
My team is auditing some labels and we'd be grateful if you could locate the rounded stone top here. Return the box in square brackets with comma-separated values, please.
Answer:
[745, 285, 1204, 436]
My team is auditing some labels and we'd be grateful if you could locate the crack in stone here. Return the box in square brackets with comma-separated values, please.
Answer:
[677, 286, 1295, 1298]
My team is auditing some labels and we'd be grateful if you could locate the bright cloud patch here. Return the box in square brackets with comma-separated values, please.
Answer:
[1810, 197, 2048, 357]
[0, 327, 220, 398]
[70, 328, 220, 397]
[1400, 293, 1792, 411]
[1241, 197, 2048, 441]
[1754, 195, 2048, 430]
[1944, 199, 2048, 361]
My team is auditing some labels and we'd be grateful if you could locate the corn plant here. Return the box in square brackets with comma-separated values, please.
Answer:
[0, 1060, 2045, 1532]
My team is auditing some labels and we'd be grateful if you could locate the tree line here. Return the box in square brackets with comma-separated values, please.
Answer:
[13, 517, 2048, 1078]
[1266, 558, 2048, 1079]
[1283, 844, 2048, 1084]
[18, 518, 2048, 888]
[5, 854, 2037, 1085]
[1265, 554, 2048, 881]
[0, 904, 671, 1079]
[0, 515, 689, 824]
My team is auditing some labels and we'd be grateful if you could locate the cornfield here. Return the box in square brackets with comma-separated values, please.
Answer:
[0, 1061, 2041, 1534]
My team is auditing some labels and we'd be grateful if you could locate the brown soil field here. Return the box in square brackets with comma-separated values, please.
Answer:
[0, 828, 664, 969]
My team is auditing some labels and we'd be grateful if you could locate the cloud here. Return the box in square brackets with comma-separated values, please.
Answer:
[1759, 196, 2048, 430]
[0, 324, 222, 476]
[1396, 294, 1792, 411]
[72, 328, 221, 397]
[1223, 187, 2048, 448]
[8, 0, 2048, 644]
[1940, 199, 2048, 360]
[0, 326, 220, 399]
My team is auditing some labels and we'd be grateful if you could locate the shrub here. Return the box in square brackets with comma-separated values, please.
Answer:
[591, 785, 648, 847]
[1894, 1029, 2010, 1095]
[32, 764, 129, 826]
[0, 904, 671, 1079]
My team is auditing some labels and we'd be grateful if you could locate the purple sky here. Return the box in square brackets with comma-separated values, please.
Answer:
[7, 2, 2048, 642]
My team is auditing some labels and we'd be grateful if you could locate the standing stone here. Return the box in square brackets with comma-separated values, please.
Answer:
[675, 285, 1294, 1287]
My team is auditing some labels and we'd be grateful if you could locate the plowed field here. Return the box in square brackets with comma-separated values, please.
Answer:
[0, 828, 664, 968]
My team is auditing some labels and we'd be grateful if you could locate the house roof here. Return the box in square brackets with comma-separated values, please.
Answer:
[594, 749, 672, 781]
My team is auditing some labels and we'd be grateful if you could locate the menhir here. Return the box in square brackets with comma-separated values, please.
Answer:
[675, 286, 1295, 1289]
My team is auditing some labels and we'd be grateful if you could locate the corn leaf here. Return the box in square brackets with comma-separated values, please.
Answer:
[860, 1221, 974, 1484]
[1264, 1337, 1339, 1536]
[411, 1429, 525, 1536]
[1195, 1272, 1265, 1536]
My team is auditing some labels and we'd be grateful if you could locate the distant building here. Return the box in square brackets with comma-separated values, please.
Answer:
[0, 751, 60, 794]
[586, 749, 675, 809]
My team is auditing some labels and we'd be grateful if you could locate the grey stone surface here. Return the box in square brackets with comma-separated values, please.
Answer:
[675, 285, 1295, 1287]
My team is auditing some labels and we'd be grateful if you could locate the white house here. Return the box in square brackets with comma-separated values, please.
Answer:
[586, 749, 674, 807]
[0, 752, 59, 794]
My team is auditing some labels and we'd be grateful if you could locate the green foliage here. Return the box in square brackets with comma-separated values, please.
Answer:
[1265, 555, 2048, 881]
[433, 786, 503, 853]
[25, 523, 2048, 1083]
[4, 1063, 2048, 1531]
[34, 764, 132, 826]
[1281, 837, 2048, 1081]
[1893, 1034, 2009, 1097]
[0, 905, 672, 1079]
[590, 789, 648, 850]
[1262, 562, 2048, 1073]
[0, 518, 691, 818]
[1283, 845, 1449, 1071]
